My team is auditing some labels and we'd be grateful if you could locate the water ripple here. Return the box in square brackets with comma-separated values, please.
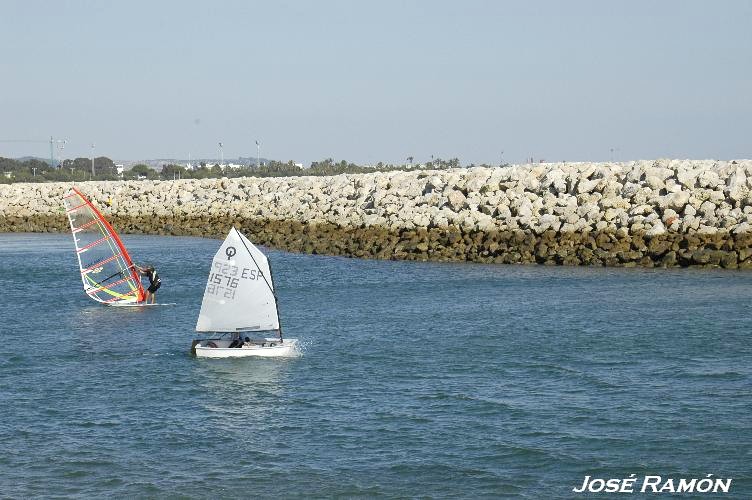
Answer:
[0, 234, 750, 498]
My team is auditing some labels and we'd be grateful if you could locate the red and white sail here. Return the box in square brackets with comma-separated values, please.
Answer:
[63, 187, 145, 304]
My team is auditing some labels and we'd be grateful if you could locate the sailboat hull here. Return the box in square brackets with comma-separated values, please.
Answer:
[194, 338, 299, 358]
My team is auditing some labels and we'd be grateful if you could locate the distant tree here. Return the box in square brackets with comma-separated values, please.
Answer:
[309, 158, 335, 173]
[128, 164, 152, 180]
[307, 158, 371, 176]
[0, 152, 475, 183]
[254, 160, 303, 177]
[27, 158, 50, 173]
[94, 157, 116, 177]
[71, 157, 93, 174]
[161, 163, 185, 179]
[200, 166, 213, 178]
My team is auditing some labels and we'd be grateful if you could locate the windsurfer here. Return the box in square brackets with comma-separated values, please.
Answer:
[133, 264, 161, 303]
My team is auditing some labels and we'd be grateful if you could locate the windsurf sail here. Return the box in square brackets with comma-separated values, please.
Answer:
[63, 187, 145, 304]
[196, 227, 281, 337]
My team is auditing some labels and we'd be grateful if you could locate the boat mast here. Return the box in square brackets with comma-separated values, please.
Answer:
[267, 258, 284, 342]
[234, 228, 284, 342]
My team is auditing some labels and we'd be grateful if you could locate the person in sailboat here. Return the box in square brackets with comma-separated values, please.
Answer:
[133, 264, 161, 303]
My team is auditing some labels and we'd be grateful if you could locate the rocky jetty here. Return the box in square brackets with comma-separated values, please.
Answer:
[2, 159, 752, 267]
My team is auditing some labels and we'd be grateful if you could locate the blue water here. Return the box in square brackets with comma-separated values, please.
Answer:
[0, 233, 750, 498]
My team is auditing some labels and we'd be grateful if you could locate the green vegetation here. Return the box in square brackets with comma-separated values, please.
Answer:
[0, 155, 510, 184]
[0, 156, 119, 183]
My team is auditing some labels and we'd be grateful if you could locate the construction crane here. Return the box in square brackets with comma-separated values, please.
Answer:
[0, 137, 68, 167]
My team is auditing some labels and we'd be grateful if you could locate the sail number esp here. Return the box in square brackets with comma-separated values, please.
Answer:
[206, 261, 264, 300]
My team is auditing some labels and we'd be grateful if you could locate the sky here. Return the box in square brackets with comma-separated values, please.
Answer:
[1, 0, 750, 165]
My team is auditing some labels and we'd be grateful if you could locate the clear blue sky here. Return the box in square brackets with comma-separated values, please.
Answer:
[1, 0, 750, 165]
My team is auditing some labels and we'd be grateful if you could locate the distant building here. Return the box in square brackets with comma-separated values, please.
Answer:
[115, 164, 124, 176]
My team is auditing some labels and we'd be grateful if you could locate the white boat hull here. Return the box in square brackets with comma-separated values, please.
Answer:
[194, 338, 299, 358]
[109, 302, 176, 307]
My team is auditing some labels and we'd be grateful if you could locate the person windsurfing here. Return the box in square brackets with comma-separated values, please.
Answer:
[132, 264, 161, 303]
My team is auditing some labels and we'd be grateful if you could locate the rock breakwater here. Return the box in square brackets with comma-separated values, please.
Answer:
[2, 159, 752, 268]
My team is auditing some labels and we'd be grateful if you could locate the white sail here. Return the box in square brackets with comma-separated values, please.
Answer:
[196, 228, 280, 332]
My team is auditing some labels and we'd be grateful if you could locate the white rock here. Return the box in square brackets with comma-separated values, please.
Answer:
[446, 190, 467, 211]
[575, 178, 598, 194]
[496, 204, 512, 219]
[676, 168, 698, 188]
[726, 168, 749, 203]
[645, 176, 664, 190]
[667, 190, 690, 211]
[645, 221, 666, 236]
[542, 169, 568, 194]
[539, 213, 561, 231]
[424, 175, 444, 193]
[645, 165, 674, 181]
[698, 169, 721, 189]
[699, 200, 716, 217]
[621, 182, 641, 198]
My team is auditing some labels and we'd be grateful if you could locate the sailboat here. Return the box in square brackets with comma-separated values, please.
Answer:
[192, 227, 299, 358]
[63, 187, 147, 306]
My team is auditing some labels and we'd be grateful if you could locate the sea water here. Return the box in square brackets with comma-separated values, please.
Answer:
[0, 233, 750, 498]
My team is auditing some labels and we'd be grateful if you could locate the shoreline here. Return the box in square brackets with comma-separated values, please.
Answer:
[2, 159, 752, 268]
